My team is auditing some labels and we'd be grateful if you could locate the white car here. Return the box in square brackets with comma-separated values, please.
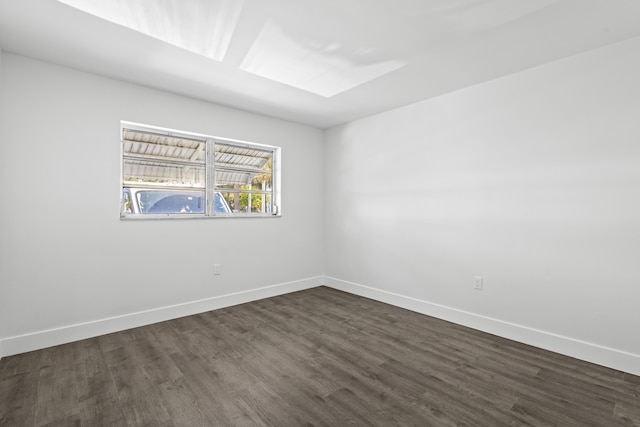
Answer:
[122, 187, 231, 215]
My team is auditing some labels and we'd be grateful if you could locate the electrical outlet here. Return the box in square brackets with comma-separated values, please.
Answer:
[474, 276, 483, 290]
[214, 264, 221, 276]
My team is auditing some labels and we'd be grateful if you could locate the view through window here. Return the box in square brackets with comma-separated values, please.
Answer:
[121, 122, 280, 217]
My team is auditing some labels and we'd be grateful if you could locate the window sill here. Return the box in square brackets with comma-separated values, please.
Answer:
[120, 213, 282, 220]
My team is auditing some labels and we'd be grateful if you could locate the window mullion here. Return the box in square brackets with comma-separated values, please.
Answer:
[205, 139, 216, 216]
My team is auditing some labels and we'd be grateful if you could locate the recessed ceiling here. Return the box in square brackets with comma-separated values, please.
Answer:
[1, 0, 640, 129]
[57, 0, 244, 62]
[239, 18, 407, 98]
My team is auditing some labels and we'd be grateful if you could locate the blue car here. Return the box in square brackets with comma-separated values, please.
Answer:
[122, 187, 231, 215]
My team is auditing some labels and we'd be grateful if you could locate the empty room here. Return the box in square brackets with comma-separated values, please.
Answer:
[1, 0, 639, 425]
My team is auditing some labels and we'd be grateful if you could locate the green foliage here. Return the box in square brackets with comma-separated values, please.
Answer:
[222, 189, 271, 213]
[220, 157, 273, 212]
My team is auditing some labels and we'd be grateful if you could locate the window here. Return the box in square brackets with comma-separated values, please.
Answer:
[121, 122, 280, 218]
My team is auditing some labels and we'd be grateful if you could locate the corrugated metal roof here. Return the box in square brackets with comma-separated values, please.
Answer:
[123, 159, 206, 187]
[122, 129, 272, 187]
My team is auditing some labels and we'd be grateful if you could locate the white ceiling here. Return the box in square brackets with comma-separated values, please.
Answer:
[1, 0, 640, 129]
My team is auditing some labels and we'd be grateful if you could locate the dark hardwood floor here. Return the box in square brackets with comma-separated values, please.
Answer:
[1, 286, 639, 426]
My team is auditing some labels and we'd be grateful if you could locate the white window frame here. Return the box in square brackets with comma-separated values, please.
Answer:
[120, 121, 281, 219]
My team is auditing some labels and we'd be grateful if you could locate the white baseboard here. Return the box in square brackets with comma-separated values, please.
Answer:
[0, 276, 322, 358]
[324, 276, 640, 376]
[3, 275, 639, 377]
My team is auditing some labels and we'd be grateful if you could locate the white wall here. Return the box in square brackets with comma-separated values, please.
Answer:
[2, 36, 639, 376]
[324, 37, 640, 375]
[0, 53, 324, 355]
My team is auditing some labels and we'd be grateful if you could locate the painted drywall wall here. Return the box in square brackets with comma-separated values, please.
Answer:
[0, 53, 324, 354]
[324, 37, 640, 373]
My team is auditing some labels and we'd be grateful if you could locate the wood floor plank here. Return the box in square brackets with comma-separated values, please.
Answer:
[34, 343, 81, 426]
[234, 334, 346, 425]
[101, 342, 174, 426]
[235, 380, 315, 426]
[0, 350, 42, 426]
[0, 372, 39, 426]
[613, 402, 640, 427]
[73, 338, 125, 426]
[1, 286, 639, 426]
[167, 351, 253, 426]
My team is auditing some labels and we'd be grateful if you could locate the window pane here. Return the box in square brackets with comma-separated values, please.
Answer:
[218, 191, 272, 214]
[137, 189, 205, 214]
[214, 143, 273, 188]
[214, 142, 274, 214]
[122, 129, 206, 188]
